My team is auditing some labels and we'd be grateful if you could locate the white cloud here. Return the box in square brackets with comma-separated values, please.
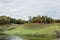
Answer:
[0, 0, 60, 20]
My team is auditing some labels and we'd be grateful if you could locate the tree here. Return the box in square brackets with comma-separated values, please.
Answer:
[41, 16, 48, 23]
[15, 19, 25, 24]
[30, 15, 54, 23]
[55, 19, 60, 23]
[0, 16, 12, 24]
[28, 16, 32, 23]
[46, 17, 54, 23]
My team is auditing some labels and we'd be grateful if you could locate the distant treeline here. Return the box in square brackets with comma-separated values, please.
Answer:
[0, 15, 60, 25]
[29, 16, 60, 23]
[0, 16, 26, 25]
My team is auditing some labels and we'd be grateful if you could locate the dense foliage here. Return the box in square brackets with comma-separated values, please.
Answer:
[29, 16, 60, 23]
[0, 16, 26, 25]
[0, 15, 60, 25]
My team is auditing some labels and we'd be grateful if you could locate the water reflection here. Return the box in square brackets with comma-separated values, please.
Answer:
[0, 34, 59, 40]
[0, 34, 25, 40]
[10, 36, 26, 40]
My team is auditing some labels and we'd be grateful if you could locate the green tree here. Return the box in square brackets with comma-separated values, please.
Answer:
[28, 16, 32, 23]
[0, 16, 12, 24]
[30, 15, 54, 23]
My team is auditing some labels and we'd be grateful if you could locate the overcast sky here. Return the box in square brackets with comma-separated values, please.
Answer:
[0, 0, 60, 20]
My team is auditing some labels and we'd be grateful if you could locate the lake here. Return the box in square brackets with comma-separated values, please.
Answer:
[0, 34, 59, 40]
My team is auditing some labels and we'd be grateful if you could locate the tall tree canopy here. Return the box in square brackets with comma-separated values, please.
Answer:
[0, 15, 59, 25]
[0, 16, 26, 25]
[29, 16, 56, 23]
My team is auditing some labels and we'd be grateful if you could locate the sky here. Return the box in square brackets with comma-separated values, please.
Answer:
[0, 0, 60, 20]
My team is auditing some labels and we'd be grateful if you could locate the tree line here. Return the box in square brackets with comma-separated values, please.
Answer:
[0, 15, 60, 25]
[0, 16, 26, 25]
[29, 16, 60, 23]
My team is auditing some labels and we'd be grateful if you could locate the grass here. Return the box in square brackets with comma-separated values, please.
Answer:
[20, 36, 55, 40]
[0, 24, 20, 31]
[4, 23, 60, 35]
[1, 23, 60, 40]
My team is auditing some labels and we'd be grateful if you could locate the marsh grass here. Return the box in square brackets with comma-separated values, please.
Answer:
[4, 23, 60, 35]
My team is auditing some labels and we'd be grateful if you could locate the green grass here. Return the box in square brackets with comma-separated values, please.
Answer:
[4, 23, 60, 35]
[0, 24, 20, 31]
[20, 36, 55, 40]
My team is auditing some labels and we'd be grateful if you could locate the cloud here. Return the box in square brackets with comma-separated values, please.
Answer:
[0, 0, 60, 20]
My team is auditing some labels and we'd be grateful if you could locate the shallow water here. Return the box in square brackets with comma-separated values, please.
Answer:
[0, 34, 59, 40]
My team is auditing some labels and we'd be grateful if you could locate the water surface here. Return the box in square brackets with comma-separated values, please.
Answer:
[0, 34, 59, 40]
